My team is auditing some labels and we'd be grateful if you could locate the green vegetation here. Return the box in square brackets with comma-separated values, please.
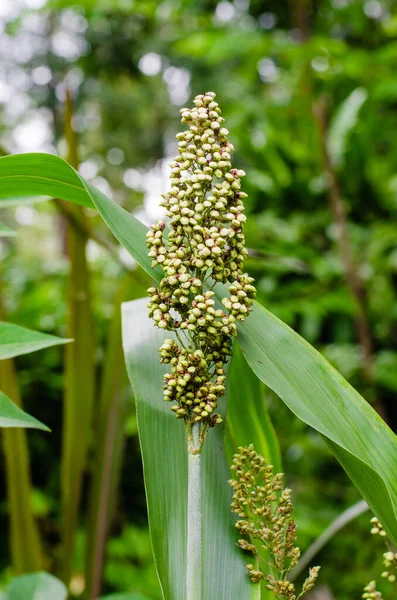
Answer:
[0, 1, 397, 599]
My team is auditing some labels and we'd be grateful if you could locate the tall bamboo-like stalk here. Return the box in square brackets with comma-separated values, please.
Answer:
[84, 275, 138, 599]
[60, 89, 96, 585]
[0, 291, 42, 572]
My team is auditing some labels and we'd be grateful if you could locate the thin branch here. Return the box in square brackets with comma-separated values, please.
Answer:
[313, 98, 374, 383]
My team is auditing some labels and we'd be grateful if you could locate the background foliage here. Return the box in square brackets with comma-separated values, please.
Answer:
[0, 0, 396, 598]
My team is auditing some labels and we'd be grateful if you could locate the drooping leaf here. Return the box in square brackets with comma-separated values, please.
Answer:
[226, 343, 281, 473]
[0, 153, 159, 280]
[0, 391, 49, 431]
[237, 302, 397, 546]
[327, 87, 368, 168]
[122, 298, 259, 600]
[0, 321, 71, 360]
[0, 154, 93, 208]
[2, 152, 397, 545]
[7, 572, 67, 600]
[0, 223, 15, 237]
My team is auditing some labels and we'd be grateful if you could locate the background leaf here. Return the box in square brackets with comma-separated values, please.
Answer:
[327, 88, 368, 168]
[0, 391, 49, 431]
[122, 298, 259, 600]
[7, 572, 67, 600]
[0, 322, 71, 360]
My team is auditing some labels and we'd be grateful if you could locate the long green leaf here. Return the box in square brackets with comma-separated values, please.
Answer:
[0, 321, 71, 360]
[0, 391, 49, 430]
[0, 154, 93, 208]
[226, 343, 281, 473]
[1, 152, 397, 545]
[0, 154, 159, 280]
[7, 572, 67, 600]
[122, 298, 259, 600]
[238, 303, 397, 546]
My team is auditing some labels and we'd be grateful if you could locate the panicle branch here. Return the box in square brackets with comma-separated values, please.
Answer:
[229, 444, 320, 599]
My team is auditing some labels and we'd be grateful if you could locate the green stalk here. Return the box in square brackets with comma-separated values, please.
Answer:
[60, 89, 95, 584]
[187, 424, 201, 600]
[84, 275, 137, 599]
[0, 294, 42, 572]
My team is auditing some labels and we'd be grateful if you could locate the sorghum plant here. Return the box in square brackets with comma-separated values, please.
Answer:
[146, 91, 256, 449]
[362, 517, 397, 599]
[146, 91, 256, 599]
[230, 444, 320, 599]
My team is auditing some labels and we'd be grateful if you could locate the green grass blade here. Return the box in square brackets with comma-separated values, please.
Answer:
[226, 342, 281, 473]
[0, 391, 49, 430]
[7, 572, 67, 600]
[238, 302, 397, 546]
[0, 321, 71, 360]
[0, 154, 93, 208]
[122, 298, 259, 600]
[0, 153, 159, 280]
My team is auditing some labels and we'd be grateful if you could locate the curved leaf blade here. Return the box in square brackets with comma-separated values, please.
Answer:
[0, 322, 71, 360]
[0, 153, 93, 208]
[0, 390, 49, 431]
[122, 298, 259, 600]
[238, 302, 397, 546]
[0, 153, 159, 280]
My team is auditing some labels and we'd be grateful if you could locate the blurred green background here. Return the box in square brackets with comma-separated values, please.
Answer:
[0, 0, 397, 598]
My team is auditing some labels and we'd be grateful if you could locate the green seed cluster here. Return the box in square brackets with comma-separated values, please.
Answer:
[363, 517, 397, 597]
[146, 91, 256, 427]
[362, 581, 383, 600]
[229, 445, 320, 599]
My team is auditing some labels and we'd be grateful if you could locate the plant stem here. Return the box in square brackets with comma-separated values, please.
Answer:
[187, 423, 202, 600]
